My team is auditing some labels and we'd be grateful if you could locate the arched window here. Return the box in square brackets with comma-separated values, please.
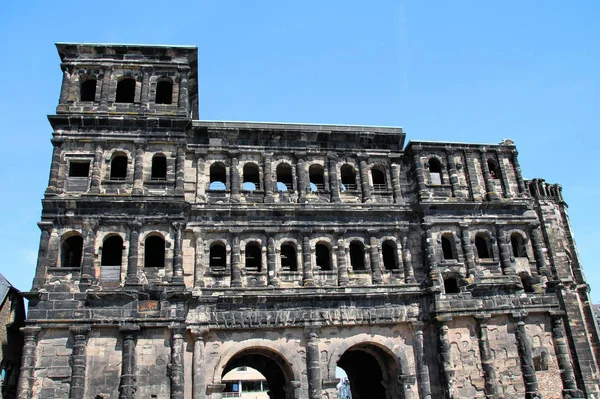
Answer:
[487, 159, 500, 180]
[534, 351, 550, 372]
[475, 234, 492, 259]
[276, 163, 293, 192]
[210, 243, 227, 270]
[115, 78, 136, 103]
[245, 242, 262, 272]
[349, 241, 365, 270]
[80, 78, 97, 101]
[61, 235, 83, 268]
[429, 158, 443, 184]
[382, 240, 397, 270]
[371, 167, 386, 191]
[444, 277, 460, 294]
[155, 78, 173, 104]
[110, 153, 128, 180]
[511, 233, 527, 258]
[280, 243, 297, 271]
[340, 164, 357, 191]
[315, 243, 331, 271]
[101, 236, 123, 266]
[209, 162, 227, 191]
[441, 234, 456, 260]
[144, 235, 165, 268]
[309, 164, 324, 192]
[243, 163, 260, 191]
[151, 154, 167, 180]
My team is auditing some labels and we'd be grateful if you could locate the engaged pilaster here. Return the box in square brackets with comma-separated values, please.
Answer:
[336, 238, 349, 286]
[496, 225, 516, 276]
[119, 325, 140, 399]
[190, 328, 207, 399]
[437, 319, 457, 399]
[302, 234, 315, 286]
[132, 145, 145, 195]
[194, 231, 205, 288]
[410, 322, 432, 399]
[231, 234, 242, 287]
[69, 326, 91, 399]
[89, 144, 103, 193]
[169, 325, 186, 399]
[369, 236, 382, 284]
[171, 222, 185, 285]
[475, 316, 500, 399]
[550, 314, 582, 398]
[513, 316, 540, 399]
[125, 221, 142, 286]
[359, 158, 371, 202]
[16, 326, 41, 399]
[45, 138, 63, 195]
[305, 328, 322, 399]
[175, 146, 185, 195]
[32, 222, 53, 290]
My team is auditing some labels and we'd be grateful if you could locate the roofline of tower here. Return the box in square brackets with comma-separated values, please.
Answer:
[193, 120, 405, 133]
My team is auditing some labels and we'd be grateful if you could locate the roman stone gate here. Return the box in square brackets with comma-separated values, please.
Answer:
[17, 43, 600, 399]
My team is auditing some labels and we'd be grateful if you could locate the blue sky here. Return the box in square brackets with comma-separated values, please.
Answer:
[0, 1, 599, 301]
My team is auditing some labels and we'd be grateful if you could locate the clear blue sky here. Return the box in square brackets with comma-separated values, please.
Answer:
[1, 1, 599, 301]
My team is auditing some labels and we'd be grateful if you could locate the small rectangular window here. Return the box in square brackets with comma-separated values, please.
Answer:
[69, 161, 90, 177]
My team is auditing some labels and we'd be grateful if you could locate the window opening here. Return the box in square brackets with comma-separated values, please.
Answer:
[350, 241, 365, 270]
[151, 154, 167, 180]
[475, 234, 491, 259]
[371, 167, 386, 191]
[316, 243, 331, 270]
[382, 241, 397, 270]
[245, 243, 262, 272]
[209, 162, 227, 191]
[115, 78, 136, 103]
[69, 161, 90, 177]
[511, 233, 527, 258]
[276, 163, 293, 191]
[441, 235, 455, 260]
[145, 236, 165, 268]
[210, 243, 227, 270]
[487, 159, 500, 179]
[101, 236, 123, 266]
[309, 164, 325, 192]
[429, 158, 443, 185]
[243, 163, 260, 191]
[340, 164, 357, 191]
[444, 277, 460, 294]
[280, 243, 297, 271]
[61, 235, 83, 268]
[110, 154, 128, 180]
[155, 79, 173, 104]
[534, 352, 550, 372]
[80, 79, 97, 101]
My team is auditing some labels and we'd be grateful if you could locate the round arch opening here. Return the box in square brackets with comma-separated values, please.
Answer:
[336, 343, 400, 399]
[221, 348, 293, 399]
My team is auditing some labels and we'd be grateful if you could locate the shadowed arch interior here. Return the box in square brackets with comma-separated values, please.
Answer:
[222, 348, 293, 399]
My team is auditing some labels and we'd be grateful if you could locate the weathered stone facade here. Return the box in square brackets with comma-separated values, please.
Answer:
[0, 274, 26, 399]
[18, 43, 600, 399]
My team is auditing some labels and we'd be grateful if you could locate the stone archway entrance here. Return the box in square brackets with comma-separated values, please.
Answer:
[222, 348, 294, 399]
[337, 343, 402, 399]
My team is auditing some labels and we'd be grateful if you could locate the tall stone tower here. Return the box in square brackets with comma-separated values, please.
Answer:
[18, 43, 600, 399]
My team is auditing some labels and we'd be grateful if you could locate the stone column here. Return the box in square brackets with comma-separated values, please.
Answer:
[119, 325, 140, 399]
[230, 156, 241, 202]
[302, 234, 315, 286]
[297, 157, 308, 202]
[80, 219, 98, 286]
[550, 314, 582, 397]
[437, 320, 457, 399]
[125, 221, 142, 286]
[231, 234, 242, 287]
[513, 317, 540, 399]
[16, 326, 41, 399]
[178, 69, 190, 114]
[370, 236, 383, 284]
[45, 139, 63, 195]
[391, 163, 403, 203]
[170, 325, 186, 399]
[328, 156, 341, 203]
[190, 329, 207, 399]
[194, 231, 205, 288]
[133, 145, 144, 195]
[69, 326, 91, 399]
[305, 329, 322, 399]
[175, 146, 186, 196]
[496, 226, 516, 275]
[496, 152, 513, 198]
[480, 152, 500, 201]
[59, 64, 73, 104]
[264, 155, 275, 203]
[140, 68, 150, 106]
[463, 150, 477, 201]
[267, 235, 279, 287]
[402, 236, 416, 284]
[359, 158, 371, 202]
[422, 223, 440, 289]
[171, 222, 185, 285]
[89, 144, 103, 194]
[530, 225, 550, 283]
[412, 153, 428, 201]
[512, 150, 527, 196]
[446, 150, 464, 198]
[32, 222, 53, 290]
[460, 224, 477, 279]
[99, 66, 112, 108]
[410, 322, 432, 399]
[336, 238, 349, 286]
[475, 316, 500, 399]
[195, 153, 206, 202]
